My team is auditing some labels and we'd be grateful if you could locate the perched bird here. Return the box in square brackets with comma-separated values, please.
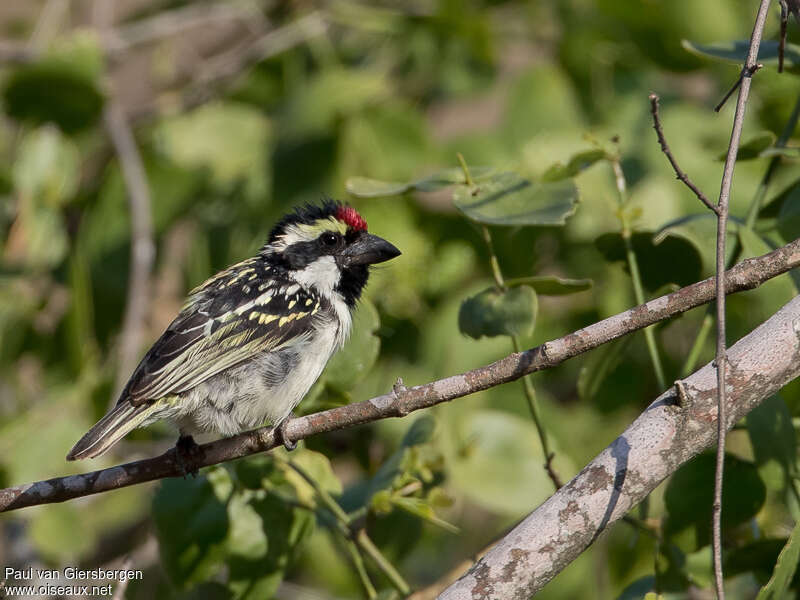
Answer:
[67, 201, 400, 461]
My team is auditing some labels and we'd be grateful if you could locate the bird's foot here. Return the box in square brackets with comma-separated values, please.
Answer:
[175, 434, 204, 478]
[275, 418, 297, 451]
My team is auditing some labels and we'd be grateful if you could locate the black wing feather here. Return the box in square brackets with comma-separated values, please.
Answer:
[120, 259, 324, 406]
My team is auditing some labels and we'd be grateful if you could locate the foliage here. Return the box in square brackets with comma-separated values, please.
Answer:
[1, 1, 800, 598]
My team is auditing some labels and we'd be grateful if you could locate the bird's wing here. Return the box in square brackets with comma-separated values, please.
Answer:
[121, 263, 325, 405]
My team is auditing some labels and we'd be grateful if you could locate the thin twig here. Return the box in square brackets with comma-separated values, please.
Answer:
[780, 0, 789, 73]
[649, 94, 718, 214]
[1, 238, 799, 513]
[103, 102, 155, 404]
[711, 2, 771, 597]
[714, 63, 763, 113]
[611, 157, 667, 390]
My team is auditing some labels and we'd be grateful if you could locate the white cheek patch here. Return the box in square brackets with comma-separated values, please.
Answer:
[291, 255, 341, 296]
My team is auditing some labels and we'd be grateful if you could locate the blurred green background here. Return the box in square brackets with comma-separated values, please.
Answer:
[2, 1, 800, 598]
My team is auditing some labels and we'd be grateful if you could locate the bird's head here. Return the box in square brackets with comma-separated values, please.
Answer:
[263, 200, 400, 306]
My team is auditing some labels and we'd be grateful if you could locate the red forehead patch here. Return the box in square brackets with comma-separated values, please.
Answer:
[335, 206, 368, 231]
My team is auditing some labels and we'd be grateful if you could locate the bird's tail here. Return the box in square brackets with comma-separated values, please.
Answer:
[66, 401, 160, 461]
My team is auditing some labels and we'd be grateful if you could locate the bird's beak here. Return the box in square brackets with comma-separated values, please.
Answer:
[340, 233, 401, 267]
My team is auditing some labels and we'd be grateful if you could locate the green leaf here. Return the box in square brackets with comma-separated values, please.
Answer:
[284, 68, 389, 138]
[577, 337, 634, 403]
[345, 166, 498, 198]
[616, 575, 655, 600]
[458, 285, 538, 339]
[716, 131, 776, 161]
[390, 496, 459, 533]
[664, 452, 766, 550]
[345, 177, 411, 197]
[506, 275, 593, 295]
[153, 469, 232, 588]
[541, 149, 609, 182]
[401, 415, 436, 447]
[156, 102, 271, 200]
[757, 520, 800, 600]
[747, 395, 797, 491]
[324, 299, 380, 391]
[683, 39, 800, 74]
[13, 126, 80, 205]
[655, 213, 741, 272]
[595, 231, 702, 291]
[726, 539, 789, 585]
[444, 410, 560, 515]
[284, 449, 343, 507]
[452, 172, 579, 226]
[3, 33, 105, 133]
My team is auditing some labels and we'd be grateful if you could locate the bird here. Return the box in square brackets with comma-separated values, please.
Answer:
[67, 200, 400, 461]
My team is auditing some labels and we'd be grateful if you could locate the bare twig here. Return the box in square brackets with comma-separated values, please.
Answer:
[440, 294, 800, 599]
[714, 63, 763, 113]
[129, 11, 328, 122]
[711, 3, 771, 597]
[780, 0, 789, 73]
[1, 238, 799, 513]
[102, 102, 155, 404]
[649, 94, 717, 214]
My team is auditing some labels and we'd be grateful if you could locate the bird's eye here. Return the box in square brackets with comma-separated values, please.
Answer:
[320, 232, 338, 247]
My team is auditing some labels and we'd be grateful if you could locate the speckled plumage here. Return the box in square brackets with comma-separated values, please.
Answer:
[67, 201, 399, 460]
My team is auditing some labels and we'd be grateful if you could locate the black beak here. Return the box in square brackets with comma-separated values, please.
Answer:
[340, 233, 401, 267]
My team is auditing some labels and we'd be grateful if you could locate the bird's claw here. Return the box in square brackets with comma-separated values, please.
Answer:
[276, 419, 297, 451]
[175, 435, 203, 478]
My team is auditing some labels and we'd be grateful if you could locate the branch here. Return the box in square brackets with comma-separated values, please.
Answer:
[440, 293, 800, 599]
[648, 94, 717, 214]
[711, 2, 770, 595]
[0, 238, 798, 513]
[102, 102, 155, 402]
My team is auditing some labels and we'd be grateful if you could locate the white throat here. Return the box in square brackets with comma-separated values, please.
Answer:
[290, 255, 341, 298]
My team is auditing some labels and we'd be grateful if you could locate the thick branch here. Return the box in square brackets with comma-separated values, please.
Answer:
[0, 238, 798, 513]
[440, 293, 800, 599]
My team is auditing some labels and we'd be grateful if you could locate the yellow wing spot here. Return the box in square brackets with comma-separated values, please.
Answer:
[288, 299, 297, 309]
[248, 273, 258, 280]
[258, 283, 270, 291]
[305, 298, 313, 306]
[259, 314, 279, 325]
[249, 312, 260, 321]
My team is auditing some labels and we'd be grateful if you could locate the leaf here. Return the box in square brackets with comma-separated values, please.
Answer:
[682, 39, 800, 74]
[345, 166, 498, 198]
[444, 410, 559, 515]
[541, 149, 609, 182]
[156, 102, 271, 200]
[3, 33, 105, 133]
[757, 521, 800, 600]
[747, 395, 797, 491]
[715, 131, 776, 161]
[458, 285, 538, 339]
[506, 275, 593, 295]
[616, 575, 655, 600]
[390, 496, 460, 533]
[452, 172, 579, 226]
[324, 299, 380, 391]
[577, 336, 634, 403]
[345, 177, 411, 197]
[655, 213, 742, 272]
[153, 469, 232, 588]
[664, 452, 766, 550]
[726, 539, 789, 584]
[12, 126, 80, 206]
[595, 231, 702, 291]
[402, 415, 436, 447]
